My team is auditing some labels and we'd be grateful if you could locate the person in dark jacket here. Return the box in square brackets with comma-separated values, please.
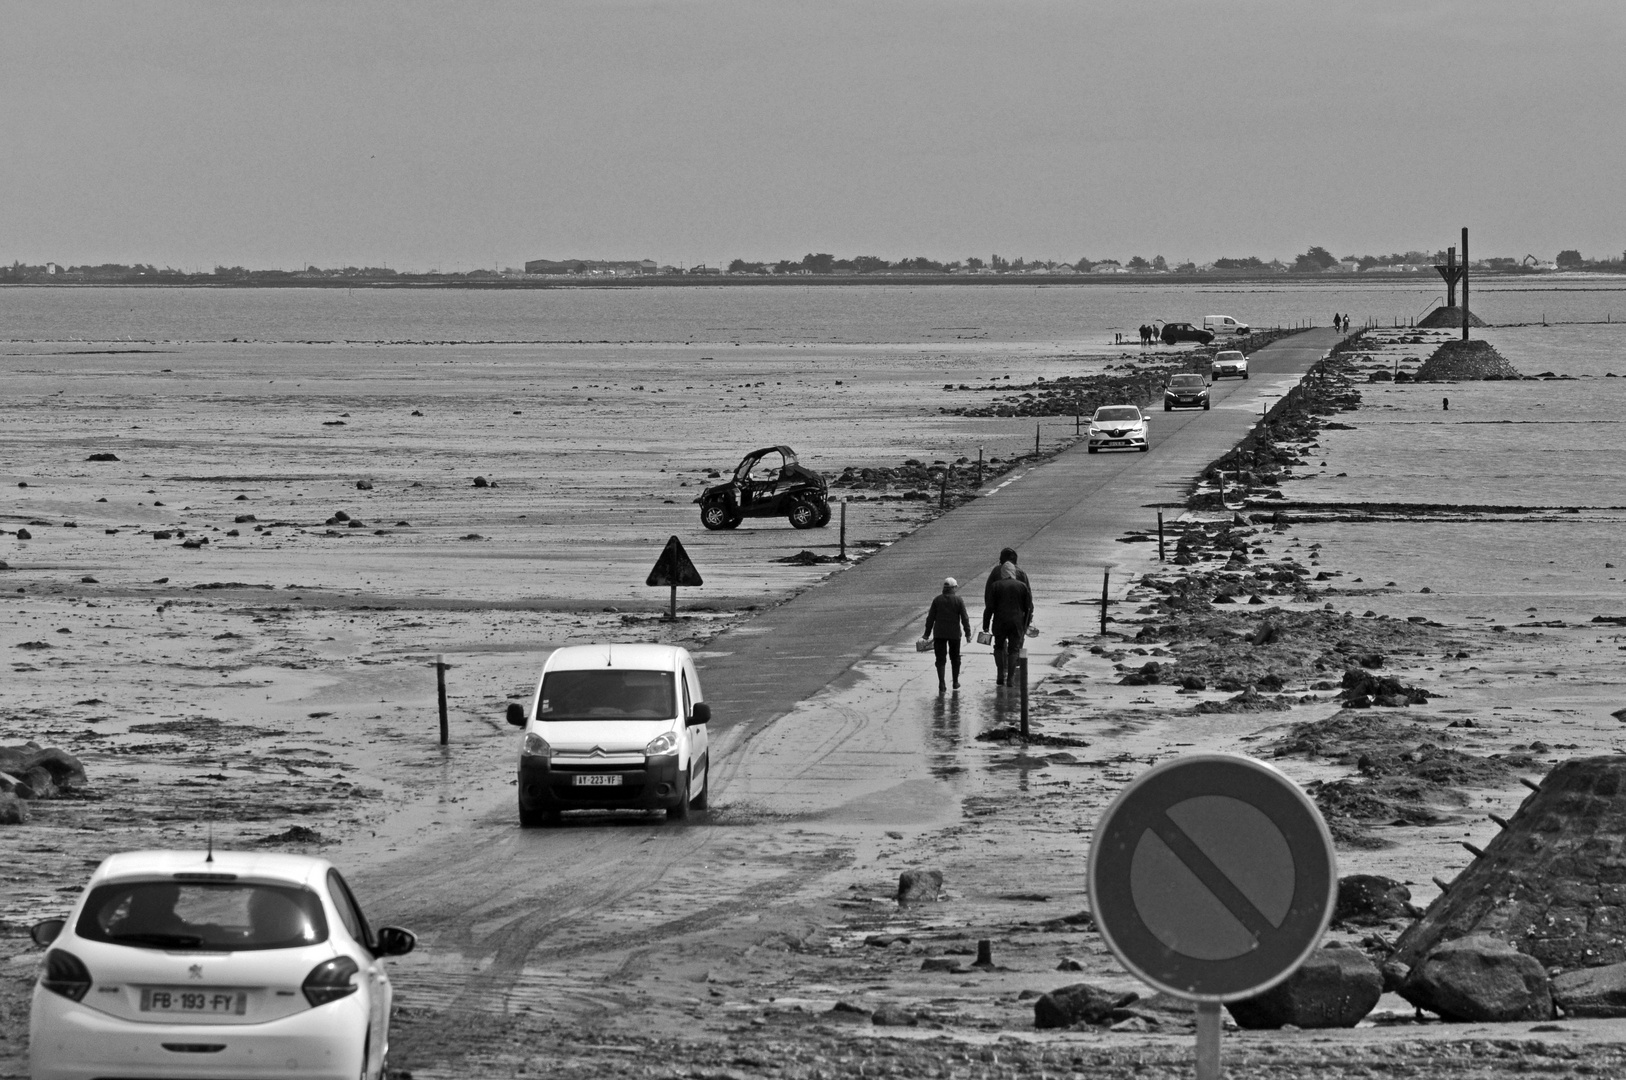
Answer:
[982, 561, 1033, 686]
[923, 577, 972, 692]
[983, 547, 1030, 612]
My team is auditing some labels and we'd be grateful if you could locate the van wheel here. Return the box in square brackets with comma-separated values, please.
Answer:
[667, 769, 691, 820]
[692, 755, 709, 810]
[519, 795, 557, 828]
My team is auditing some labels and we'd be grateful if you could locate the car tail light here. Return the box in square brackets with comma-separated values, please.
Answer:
[41, 949, 92, 1002]
[301, 956, 359, 1006]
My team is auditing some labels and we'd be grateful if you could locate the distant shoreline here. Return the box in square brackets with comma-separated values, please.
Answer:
[7, 270, 1617, 290]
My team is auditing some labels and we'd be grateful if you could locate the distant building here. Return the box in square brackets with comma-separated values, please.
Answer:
[524, 258, 656, 275]
[1092, 260, 1126, 274]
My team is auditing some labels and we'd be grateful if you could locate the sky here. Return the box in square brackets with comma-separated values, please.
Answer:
[4, 0, 1624, 271]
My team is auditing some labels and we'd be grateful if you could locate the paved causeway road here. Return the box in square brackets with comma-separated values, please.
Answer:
[698, 328, 1344, 749]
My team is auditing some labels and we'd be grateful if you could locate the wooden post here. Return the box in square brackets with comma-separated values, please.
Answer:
[1034, 423, 1040, 457]
[1157, 512, 1165, 562]
[668, 583, 677, 621]
[1196, 1001, 1222, 1080]
[939, 468, 948, 509]
[839, 501, 847, 560]
[1018, 652, 1029, 740]
[976, 447, 984, 489]
[1461, 227, 1470, 341]
[435, 654, 449, 746]
[1099, 570, 1110, 635]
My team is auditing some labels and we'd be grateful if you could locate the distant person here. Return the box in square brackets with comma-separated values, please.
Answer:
[984, 546, 1030, 608]
[1332, 312, 1340, 331]
[923, 577, 972, 692]
[982, 562, 1034, 686]
[1443, 397, 1450, 411]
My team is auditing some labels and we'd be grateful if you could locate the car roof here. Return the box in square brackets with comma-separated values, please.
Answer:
[545, 642, 688, 673]
[90, 850, 330, 887]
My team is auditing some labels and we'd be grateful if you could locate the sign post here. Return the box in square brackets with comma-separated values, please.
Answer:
[1087, 754, 1336, 1079]
[646, 535, 703, 620]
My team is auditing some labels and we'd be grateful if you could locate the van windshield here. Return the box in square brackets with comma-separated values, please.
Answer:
[77, 881, 328, 952]
[539, 670, 676, 721]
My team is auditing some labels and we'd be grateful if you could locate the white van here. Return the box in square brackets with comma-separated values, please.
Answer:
[1202, 315, 1250, 335]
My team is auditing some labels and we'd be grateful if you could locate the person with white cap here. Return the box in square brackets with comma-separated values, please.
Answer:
[923, 576, 972, 692]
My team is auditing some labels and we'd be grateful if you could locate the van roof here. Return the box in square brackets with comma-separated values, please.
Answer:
[544, 643, 687, 673]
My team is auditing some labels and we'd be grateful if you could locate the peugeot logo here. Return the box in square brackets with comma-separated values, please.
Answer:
[188, 964, 203, 979]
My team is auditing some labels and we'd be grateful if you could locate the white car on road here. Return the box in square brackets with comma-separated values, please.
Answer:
[1086, 405, 1150, 453]
[508, 643, 710, 825]
[29, 850, 416, 1080]
[1211, 349, 1250, 380]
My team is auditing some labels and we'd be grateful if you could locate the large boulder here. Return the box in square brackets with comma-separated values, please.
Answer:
[1033, 983, 1139, 1029]
[1226, 946, 1382, 1029]
[0, 745, 86, 797]
[897, 869, 943, 906]
[1334, 874, 1415, 926]
[1399, 934, 1552, 1022]
[1551, 962, 1626, 1018]
[0, 792, 27, 825]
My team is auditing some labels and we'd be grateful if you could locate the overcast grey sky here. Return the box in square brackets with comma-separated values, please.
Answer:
[5, 0, 1623, 270]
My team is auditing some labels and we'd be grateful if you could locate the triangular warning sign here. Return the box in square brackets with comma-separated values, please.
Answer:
[646, 535, 703, 588]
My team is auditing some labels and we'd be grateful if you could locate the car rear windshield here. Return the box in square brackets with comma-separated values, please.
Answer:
[1094, 407, 1141, 422]
[1168, 376, 1206, 388]
[539, 670, 676, 721]
[77, 881, 328, 952]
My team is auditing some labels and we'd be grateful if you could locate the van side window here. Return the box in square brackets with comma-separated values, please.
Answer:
[682, 673, 692, 718]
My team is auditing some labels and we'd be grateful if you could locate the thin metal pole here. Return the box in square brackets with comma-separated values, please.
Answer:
[1099, 570, 1110, 635]
[839, 501, 847, 560]
[1034, 423, 1040, 456]
[435, 654, 449, 746]
[669, 583, 677, 621]
[1461, 226, 1470, 341]
[1157, 512, 1165, 561]
[1195, 1001, 1222, 1079]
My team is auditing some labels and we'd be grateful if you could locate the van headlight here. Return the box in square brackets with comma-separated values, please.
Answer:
[522, 732, 551, 759]
[644, 732, 678, 757]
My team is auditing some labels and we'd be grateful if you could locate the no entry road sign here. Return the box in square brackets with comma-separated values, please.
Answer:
[1087, 753, 1336, 1002]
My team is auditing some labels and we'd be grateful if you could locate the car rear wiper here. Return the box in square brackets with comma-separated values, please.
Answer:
[108, 931, 206, 948]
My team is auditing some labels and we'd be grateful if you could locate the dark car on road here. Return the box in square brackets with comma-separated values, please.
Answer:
[1160, 322, 1216, 345]
[696, 445, 831, 530]
[1164, 373, 1211, 411]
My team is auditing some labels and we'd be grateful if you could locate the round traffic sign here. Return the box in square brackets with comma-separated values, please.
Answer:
[1087, 753, 1336, 1001]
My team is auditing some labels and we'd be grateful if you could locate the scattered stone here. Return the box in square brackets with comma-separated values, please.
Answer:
[1399, 934, 1552, 1022]
[234, 494, 248, 500]
[0, 744, 87, 797]
[1334, 874, 1416, 927]
[152, 530, 172, 540]
[472, 476, 490, 488]
[864, 934, 910, 947]
[1226, 947, 1383, 1029]
[1056, 957, 1085, 972]
[16, 528, 31, 540]
[14, 641, 52, 650]
[86, 452, 120, 461]
[920, 957, 966, 973]
[1033, 983, 1140, 1029]
[870, 1004, 920, 1027]
[355, 479, 373, 490]
[897, 868, 943, 906]
[235, 514, 257, 523]
[0, 792, 27, 825]
[827, 1000, 870, 1018]
[775, 550, 840, 565]
[256, 825, 325, 845]
[1551, 961, 1626, 1018]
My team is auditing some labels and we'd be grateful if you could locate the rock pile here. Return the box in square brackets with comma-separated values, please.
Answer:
[1416, 305, 1486, 329]
[0, 742, 88, 823]
[1416, 339, 1522, 381]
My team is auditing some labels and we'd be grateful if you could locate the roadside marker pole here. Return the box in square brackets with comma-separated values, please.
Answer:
[839, 501, 847, 560]
[1157, 512, 1165, 561]
[668, 583, 678, 621]
[976, 448, 984, 489]
[1019, 652, 1029, 740]
[939, 469, 948, 509]
[435, 654, 449, 746]
[1034, 424, 1040, 457]
[1099, 571, 1110, 635]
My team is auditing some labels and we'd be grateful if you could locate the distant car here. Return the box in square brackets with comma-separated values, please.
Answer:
[695, 445, 830, 530]
[1164, 373, 1211, 411]
[1087, 405, 1150, 453]
[508, 643, 710, 825]
[1160, 322, 1215, 345]
[1202, 315, 1250, 335]
[1211, 350, 1250, 380]
[29, 850, 416, 1080]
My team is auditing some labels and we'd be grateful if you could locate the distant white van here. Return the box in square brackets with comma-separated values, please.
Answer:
[1202, 315, 1250, 335]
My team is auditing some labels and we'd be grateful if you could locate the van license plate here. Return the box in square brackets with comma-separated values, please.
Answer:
[573, 774, 622, 787]
[141, 988, 247, 1015]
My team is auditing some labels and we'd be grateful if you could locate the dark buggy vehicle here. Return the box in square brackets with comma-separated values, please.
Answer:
[696, 445, 831, 530]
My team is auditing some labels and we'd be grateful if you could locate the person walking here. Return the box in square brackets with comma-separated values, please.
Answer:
[982, 561, 1033, 686]
[923, 577, 972, 692]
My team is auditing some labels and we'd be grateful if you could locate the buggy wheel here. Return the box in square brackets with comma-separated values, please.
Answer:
[700, 503, 733, 530]
[788, 500, 820, 529]
[814, 501, 831, 527]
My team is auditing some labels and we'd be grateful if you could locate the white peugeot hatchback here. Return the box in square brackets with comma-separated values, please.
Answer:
[29, 850, 415, 1080]
[507, 643, 710, 825]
